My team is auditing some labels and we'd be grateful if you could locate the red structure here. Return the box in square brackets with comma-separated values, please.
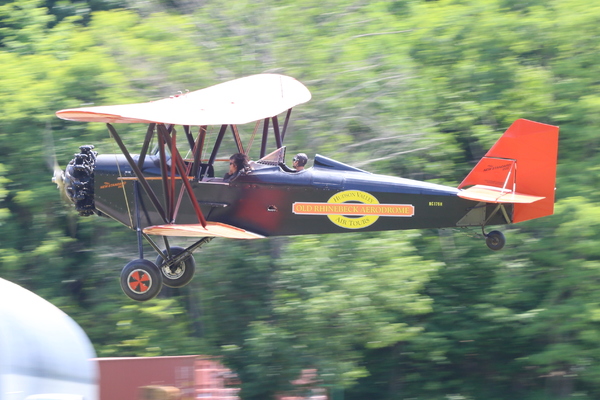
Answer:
[95, 355, 238, 400]
[96, 355, 327, 400]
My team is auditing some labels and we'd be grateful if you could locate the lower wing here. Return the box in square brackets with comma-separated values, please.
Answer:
[143, 222, 264, 239]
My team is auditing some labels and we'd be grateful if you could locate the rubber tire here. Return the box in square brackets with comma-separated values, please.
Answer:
[120, 259, 163, 301]
[486, 230, 506, 251]
[155, 246, 196, 288]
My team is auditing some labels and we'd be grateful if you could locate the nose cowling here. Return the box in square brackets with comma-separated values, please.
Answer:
[62, 145, 97, 216]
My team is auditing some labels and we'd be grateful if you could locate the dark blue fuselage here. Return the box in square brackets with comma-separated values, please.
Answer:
[92, 153, 508, 237]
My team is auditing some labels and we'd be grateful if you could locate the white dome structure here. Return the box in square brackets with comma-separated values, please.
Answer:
[0, 278, 98, 400]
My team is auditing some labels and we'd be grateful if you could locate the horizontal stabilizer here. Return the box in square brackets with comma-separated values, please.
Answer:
[143, 222, 264, 239]
[458, 185, 545, 204]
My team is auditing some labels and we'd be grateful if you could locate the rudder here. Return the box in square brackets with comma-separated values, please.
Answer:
[458, 119, 559, 223]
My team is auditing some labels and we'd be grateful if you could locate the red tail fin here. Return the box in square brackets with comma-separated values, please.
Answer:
[458, 119, 559, 223]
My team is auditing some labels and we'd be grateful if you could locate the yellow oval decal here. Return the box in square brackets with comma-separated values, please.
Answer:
[325, 190, 380, 229]
[292, 190, 415, 229]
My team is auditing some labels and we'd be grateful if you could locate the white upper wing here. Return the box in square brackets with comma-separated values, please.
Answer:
[56, 74, 311, 126]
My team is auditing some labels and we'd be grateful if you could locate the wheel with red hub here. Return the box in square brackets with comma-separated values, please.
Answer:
[120, 259, 163, 301]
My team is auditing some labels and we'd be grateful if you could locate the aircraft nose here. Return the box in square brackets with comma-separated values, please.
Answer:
[62, 145, 97, 216]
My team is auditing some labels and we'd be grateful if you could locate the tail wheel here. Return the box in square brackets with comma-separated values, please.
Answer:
[120, 259, 163, 301]
[485, 230, 506, 251]
[155, 246, 196, 288]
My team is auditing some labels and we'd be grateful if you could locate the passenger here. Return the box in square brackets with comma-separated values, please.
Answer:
[224, 153, 250, 181]
[293, 153, 308, 171]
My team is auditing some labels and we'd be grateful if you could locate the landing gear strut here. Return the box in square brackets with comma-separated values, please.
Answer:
[478, 203, 509, 251]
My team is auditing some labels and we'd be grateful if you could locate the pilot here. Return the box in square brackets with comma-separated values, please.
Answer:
[293, 153, 308, 171]
[224, 153, 250, 181]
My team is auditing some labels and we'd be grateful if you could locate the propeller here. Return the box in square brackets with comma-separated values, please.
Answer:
[51, 155, 66, 196]
[46, 122, 66, 197]
[45, 121, 78, 237]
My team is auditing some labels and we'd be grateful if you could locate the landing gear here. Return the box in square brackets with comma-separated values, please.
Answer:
[155, 246, 196, 288]
[485, 230, 506, 251]
[118, 180, 212, 301]
[119, 235, 212, 301]
[120, 259, 163, 301]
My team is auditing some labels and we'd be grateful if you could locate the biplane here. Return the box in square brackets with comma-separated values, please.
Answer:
[54, 74, 559, 301]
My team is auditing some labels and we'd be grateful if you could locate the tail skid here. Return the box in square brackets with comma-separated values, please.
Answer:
[458, 119, 559, 223]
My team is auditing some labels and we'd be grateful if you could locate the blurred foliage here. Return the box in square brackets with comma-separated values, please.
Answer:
[0, 0, 599, 399]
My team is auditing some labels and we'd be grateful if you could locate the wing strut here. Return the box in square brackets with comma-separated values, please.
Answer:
[169, 128, 177, 219]
[138, 123, 156, 168]
[260, 118, 270, 158]
[107, 123, 169, 224]
[245, 120, 260, 155]
[257, 109, 292, 158]
[231, 124, 244, 154]
[156, 124, 207, 227]
[281, 108, 292, 141]
[183, 125, 196, 151]
[208, 125, 228, 165]
[272, 115, 283, 149]
[156, 125, 172, 220]
[191, 125, 207, 178]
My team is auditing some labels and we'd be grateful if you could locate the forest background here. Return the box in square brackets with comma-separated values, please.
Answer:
[1, 0, 600, 399]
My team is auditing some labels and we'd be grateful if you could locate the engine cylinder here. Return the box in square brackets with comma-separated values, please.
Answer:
[64, 145, 97, 216]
